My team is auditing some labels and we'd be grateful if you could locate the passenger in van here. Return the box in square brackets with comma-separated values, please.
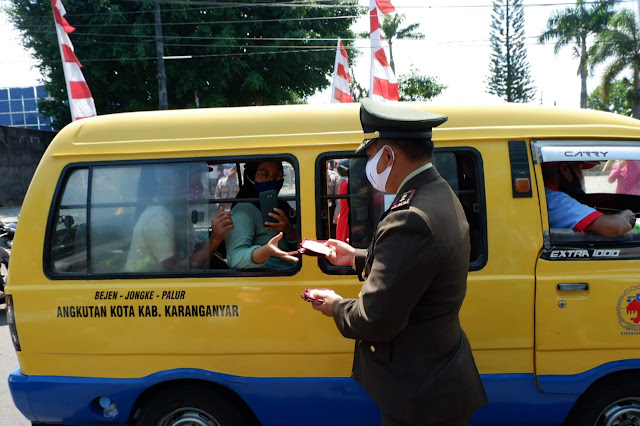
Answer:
[542, 161, 636, 237]
[224, 161, 299, 269]
[125, 165, 233, 272]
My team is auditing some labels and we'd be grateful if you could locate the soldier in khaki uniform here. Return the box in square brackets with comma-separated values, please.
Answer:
[311, 99, 488, 426]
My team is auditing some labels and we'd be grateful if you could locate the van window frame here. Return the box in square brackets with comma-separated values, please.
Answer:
[44, 154, 302, 280]
[532, 140, 640, 256]
[314, 147, 488, 274]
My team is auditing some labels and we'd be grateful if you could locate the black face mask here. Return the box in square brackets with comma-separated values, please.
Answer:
[558, 165, 593, 207]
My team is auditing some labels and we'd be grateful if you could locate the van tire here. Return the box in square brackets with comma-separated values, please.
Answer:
[564, 379, 640, 426]
[134, 385, 251, 426]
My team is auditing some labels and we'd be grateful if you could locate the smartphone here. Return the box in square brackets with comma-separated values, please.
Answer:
[259, 189, 279, 224]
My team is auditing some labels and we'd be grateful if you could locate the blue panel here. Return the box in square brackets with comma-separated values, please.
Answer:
[38, 113, 51, 123]
[0, 114, 10, 125]
[0, 89, 7, 101]
[12, 113, 25, 125]
[20, 87, 35, 99]
[36, 86, 47, 98]
[0, 101, 9, 113]
[10, 100, 23, 112]
[25, 113, 38, 126]
[39, 124, 53, 131]
[23, 99, 37, 112]
[538, 359, 640, 394]
[9, 87, 22, 98]
[8, 368, 585, 426]
[26, 125, 39, 130]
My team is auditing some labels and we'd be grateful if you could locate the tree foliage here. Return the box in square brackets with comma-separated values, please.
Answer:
[7, 0, 360, 129]
[589, 8, 640, 119]
[538, 0, 618, 108]
[587, 79, 632, 116]
[398, 68, 446, 102]
[486, 0, 536, 103]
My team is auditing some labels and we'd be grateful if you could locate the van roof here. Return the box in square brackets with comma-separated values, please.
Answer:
[49, 103, 640, 157]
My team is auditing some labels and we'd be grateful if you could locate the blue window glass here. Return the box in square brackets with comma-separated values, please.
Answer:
[21, 87, 35, 99]
[25, 112, 38, 125]
[26, 125, 39, 130]
[9, 88, 21, 99]
[23, 99, 37, 112]
[36, 86, 48, 98]
[0, 89, 7, 101]
[40, 124, 53, 131]
[10, 100, 23, 112]
[0, 101, 9, 113]
[12, 113, 25, 125]
[38, 113, 52, 124]
[0, 114, 10, 125]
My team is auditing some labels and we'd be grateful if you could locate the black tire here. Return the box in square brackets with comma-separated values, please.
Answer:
[135, 385, 253, 426]
[564, 378, 640, 426]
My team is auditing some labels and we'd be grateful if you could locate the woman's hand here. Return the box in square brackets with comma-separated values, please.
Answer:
[324, 239, 355, 267]
[252, 232, 299, 265]
[211, 207, 234, 245]
[266, 208, 297, 240]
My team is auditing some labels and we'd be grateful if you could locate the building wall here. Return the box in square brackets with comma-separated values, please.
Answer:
[0, 126, 55, 207]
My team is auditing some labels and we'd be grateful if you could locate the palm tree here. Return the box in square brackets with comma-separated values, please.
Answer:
[380, 14, 424, 74]
[590, 9, 640, 118]
[538, 0, 618, 108]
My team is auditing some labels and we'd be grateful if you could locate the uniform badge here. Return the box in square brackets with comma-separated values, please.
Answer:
[391, 189, 415, 210]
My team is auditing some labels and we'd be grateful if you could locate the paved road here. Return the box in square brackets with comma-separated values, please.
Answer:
[0, 305, 30, 425]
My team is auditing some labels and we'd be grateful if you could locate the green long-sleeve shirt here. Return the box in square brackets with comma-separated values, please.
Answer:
[225, 202, 297, 270]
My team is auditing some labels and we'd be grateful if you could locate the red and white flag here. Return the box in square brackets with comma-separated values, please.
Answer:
[330, 39, 354, 103]
[51, 0, 97, 121]
[369, 0, 399, 102]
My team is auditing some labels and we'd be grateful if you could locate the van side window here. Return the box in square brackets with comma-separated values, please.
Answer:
[541, 159, 640, 247]
[47, 157, 300, 278]
[316, 149, 487, 274]
[50, 169, 89, 273]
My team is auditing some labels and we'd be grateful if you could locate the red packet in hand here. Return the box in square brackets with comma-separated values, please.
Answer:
[300, 288, 332, 303]
[298, 239, 331, 257]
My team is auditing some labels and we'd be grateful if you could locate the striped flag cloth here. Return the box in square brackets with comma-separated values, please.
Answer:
[369, 0, 399, 102]
[330, 39, 354, 103]
[51, 0, 97, 121]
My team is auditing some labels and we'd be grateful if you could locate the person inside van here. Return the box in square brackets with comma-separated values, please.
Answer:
[125, 164, 233, 273]
[224, 161, 299, 269]
[542, 161, 635, 237]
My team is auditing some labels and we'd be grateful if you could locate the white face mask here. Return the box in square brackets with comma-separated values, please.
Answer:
[223, 168, 234, 177]
[365, 145, 395, 193]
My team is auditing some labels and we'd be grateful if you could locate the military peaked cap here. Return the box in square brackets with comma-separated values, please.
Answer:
[357, 98, 448, 153]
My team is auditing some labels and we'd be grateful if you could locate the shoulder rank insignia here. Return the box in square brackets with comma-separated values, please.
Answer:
[391, 189, 415, 210]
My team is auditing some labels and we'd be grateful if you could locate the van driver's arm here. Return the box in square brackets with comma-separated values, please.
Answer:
[585, 209, 635, 237]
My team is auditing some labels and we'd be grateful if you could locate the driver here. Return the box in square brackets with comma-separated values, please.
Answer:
[542, 161, 635, 237]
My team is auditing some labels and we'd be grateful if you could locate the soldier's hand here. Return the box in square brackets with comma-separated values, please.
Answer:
[324, 239, 355, 267]
[310, 289, 342, 317]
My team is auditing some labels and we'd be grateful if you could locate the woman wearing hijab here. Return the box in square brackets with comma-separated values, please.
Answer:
[225, 161, 299, 270]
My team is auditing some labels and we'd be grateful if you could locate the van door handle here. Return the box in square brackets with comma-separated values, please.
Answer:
[557, 283, 589, 291]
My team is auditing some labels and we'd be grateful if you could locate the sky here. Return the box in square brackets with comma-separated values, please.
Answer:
[1, 0, 639, 109]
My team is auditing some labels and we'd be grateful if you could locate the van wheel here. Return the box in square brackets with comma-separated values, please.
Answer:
[135, 386, 251, 426]
[565, 380, 640, 426]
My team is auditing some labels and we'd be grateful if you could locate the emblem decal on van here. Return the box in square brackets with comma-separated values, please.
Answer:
[617, 285, 640, 334]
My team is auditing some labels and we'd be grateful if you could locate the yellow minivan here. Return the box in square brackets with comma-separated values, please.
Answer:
[6, 103, 640, 426]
